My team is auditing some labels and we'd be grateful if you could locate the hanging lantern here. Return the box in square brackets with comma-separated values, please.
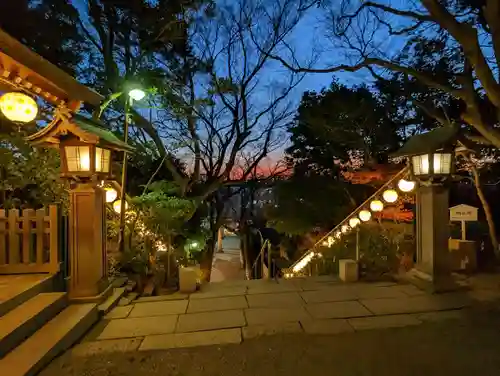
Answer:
[322, 241, 328, 247]
[327, 236, 335, 246]
[113, 199, 128, 214]
[349, 217, 360, 228]
[370, 199, 384, 212]
[397, 179, 416, 192]
[341, 224, 350, 233]
[0, 92, 38, 123]
[105, 187, 118, 203]
[382, 189, 398, 203]
[335, 231, 341, 239]
[359, 210, 372, 222]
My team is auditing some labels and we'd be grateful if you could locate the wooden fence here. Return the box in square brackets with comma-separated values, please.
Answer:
[0, 205, 59, 274]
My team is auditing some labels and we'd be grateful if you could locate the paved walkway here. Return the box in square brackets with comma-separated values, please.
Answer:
[211, 236, 245, 283]
[66, 276, 500, 357]
[42, 310, 500, 376]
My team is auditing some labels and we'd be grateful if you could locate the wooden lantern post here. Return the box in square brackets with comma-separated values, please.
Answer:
[27, 110, 134, 301]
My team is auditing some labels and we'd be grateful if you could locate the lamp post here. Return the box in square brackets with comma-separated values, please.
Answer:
[392, 126, 458, 292]
[117, 87, 146, 253]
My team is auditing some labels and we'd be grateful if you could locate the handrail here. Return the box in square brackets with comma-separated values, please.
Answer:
[289, 166, 410, 272]
[250, 239, 270, 279]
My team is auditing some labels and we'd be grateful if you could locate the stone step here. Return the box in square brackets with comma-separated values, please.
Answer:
[0, 292, 67, 358]
[0, 275, 56, 317]
[98, 287, 126, 315]
[0, 303, 99, 376]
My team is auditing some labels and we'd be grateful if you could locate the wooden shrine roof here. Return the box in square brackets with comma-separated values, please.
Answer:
[0, 28, 102, 109]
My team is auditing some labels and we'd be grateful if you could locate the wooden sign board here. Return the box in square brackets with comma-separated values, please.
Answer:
[449, 204, 478, 222]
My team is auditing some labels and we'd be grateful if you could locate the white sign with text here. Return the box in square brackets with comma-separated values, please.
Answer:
[449, 204, 478, 222]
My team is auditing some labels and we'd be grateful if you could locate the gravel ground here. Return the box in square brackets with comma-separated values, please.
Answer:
[42, 309, 500, 376]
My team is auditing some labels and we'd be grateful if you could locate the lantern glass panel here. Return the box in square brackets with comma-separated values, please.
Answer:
[412, 154, 429, 176]
[65, 146, 91, 172]
[95, 147, 111, 173]
[433, 153, 452, 174]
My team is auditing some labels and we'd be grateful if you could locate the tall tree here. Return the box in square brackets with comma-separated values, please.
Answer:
[288, 81, 403, 174]
[269, 81, 402, 236]
[262, 0, 500, 149]
[0, 1, 87, 76]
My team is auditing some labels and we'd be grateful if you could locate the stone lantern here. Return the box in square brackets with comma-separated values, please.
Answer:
[392, 126, 459, 292]
[26, 108, 133, 301]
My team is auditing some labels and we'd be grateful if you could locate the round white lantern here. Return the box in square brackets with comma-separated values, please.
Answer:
[359, 210, 372, 222]
[113, 199, 128, 214]
[0, 92, 38, 123]
[382, 189, 398, 203]
[349, 217, 360, 228]
[105, 187, 118, 203]
[397, 179, 416, 192]
[370, 199, 384, 212]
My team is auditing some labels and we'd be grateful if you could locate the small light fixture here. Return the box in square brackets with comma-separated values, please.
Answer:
[335, 231, 341, 239]
[113, 199, 128, 214]
[105, 187, 118, 203]
[370, 199, 384, 212]
[397, 179, 416, 192]
[359, 210, 372, 222]
[349, 217, 361, 228]
[382, 189, 398, 203]
[0, 92, 38, 123]
[341, 224, 350, 233]
[322, 241, 328, 247]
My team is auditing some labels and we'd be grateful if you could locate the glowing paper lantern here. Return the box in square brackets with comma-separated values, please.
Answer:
[0, 92, 38, 123]
[370, 199, 384, 212]
[349, 217, 360, 228]
[105, 187, 118, 203]
[113, 199, 128, 214]
[359, 210, 372, 222]
[335, 231, 341, 239]
[382, 189, 398, 203]
[398, 179, 416, 192]
[327, 236, 335, 246]
[341, 224, 350, 233]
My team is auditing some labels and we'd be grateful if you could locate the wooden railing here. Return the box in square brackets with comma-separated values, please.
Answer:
[0, 205, 59, 274]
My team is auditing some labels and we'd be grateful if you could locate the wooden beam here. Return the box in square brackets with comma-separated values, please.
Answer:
[0, 28, 103, 106]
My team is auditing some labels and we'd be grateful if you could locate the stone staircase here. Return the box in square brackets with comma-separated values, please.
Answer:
[0, 274, 99, 376]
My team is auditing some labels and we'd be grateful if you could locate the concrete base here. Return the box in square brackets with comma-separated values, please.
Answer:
[179, 267, 198, 293]
[69, 281, 113, 304]
[339, 260, 358, 282]
[405, 268, 464, 294]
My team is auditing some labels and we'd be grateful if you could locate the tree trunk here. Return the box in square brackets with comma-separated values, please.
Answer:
[199, 196, 223, 283]
[470, 163, 499, 257]
[200, 235, 216, 282]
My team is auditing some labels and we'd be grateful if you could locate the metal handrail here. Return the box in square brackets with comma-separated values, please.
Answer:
[289, 166, 410, 271]
[250, 239, 270, 279]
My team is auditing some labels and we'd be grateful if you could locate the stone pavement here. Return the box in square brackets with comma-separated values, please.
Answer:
[71, 276, 500, 356]
[210, 236, 245, 283]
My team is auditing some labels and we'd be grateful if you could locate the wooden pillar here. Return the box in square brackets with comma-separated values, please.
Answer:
[68, 183, 109, 301]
